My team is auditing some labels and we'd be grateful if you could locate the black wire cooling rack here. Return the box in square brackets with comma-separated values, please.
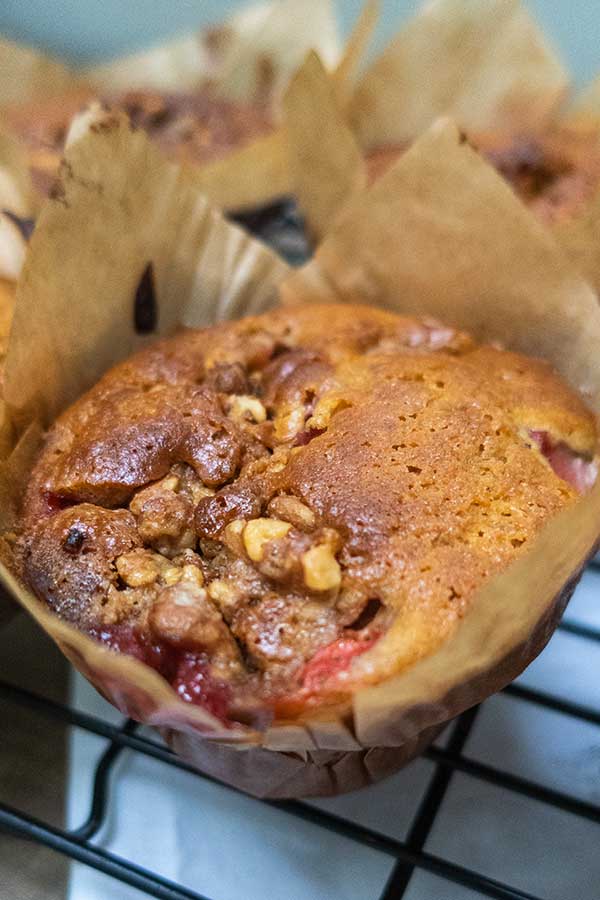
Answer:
[0, 567, 599, 900]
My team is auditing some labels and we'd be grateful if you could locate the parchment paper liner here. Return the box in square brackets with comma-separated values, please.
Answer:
[0, 126, 37, 345]
[284, 0, 600, 295]
[0, 0, 344, 215]
[0, 0, 378, 220]
[348, 0, 568, 149]
[0, 129, 40, 628]
[0, 36, 76, 107]
[1, 115, 600, 798]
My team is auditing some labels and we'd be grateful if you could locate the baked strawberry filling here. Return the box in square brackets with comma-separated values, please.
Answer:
[89, 623, 174, 673]
[89, 623, 234, 722]
[87, 622, 380, 724]
[299, 636, 379, 693]
[171, 653, 233, 721]
[528, 430, 597, 493]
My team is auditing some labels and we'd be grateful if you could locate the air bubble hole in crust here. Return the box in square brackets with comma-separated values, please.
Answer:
[133, 262, 158, 334]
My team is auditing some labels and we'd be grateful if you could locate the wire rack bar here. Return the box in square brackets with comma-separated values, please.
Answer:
[0, 801, 210, 900]
[380, 706, 480, 899]
[0, 783, 545, 900]
[504, 684, 600, 727]
[3, 676, 600, 828]
[1, 688, 572, 900]
[0, 689, 543, 900]
[558, 619, 600, 643]
[2, 592, 600, 900]
[70, 720, 138, 842]
[426, 746, 600, 824]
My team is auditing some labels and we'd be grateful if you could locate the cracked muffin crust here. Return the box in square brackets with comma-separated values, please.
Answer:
[15, 303, 598, 726]
[4, 87, 273, 196]
[366, 130, 600, 225]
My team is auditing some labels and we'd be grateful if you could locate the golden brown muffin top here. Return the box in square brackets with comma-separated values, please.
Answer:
[16, 303, 598, 724]
[366, 129, 600, 226]
[4, 87, 273, 196]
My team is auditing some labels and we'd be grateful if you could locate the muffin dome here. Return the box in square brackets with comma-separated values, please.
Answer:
[17, 303, 598, 725]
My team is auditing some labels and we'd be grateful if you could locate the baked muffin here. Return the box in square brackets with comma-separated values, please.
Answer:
[4, 87, 274, 198]
[366, 130, 600, 226]
[15, 303, 598, 726]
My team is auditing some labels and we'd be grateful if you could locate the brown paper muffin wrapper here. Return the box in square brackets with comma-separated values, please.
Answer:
[284, 0, 600, 300]
[179, 0, 380, 217]
[0, 129, 35, 623]
[0, 0, 344, 215]
[347, 0, 568, 149]
[0, 126, 37, 219]
[1, 115, 600, 798]
[0, 36, 76, 107]
[0, 126, 37, 332]
[552, 84, 600, 294]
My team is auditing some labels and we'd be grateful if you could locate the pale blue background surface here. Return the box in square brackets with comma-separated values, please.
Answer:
[0, 1, 597, 84]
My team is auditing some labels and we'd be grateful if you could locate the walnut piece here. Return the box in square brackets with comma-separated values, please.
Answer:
[227, 394, 267, 424]
[148, 570, 242, 677]
[301, 544, 342, 592]
[243, 518, 292, 562]
[116, 549, 161, 587]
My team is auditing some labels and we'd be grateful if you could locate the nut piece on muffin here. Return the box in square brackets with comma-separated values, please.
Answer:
[366, 130, 600, 226]
[4, 87, 274, 197]
[14, 303, 598, 725]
